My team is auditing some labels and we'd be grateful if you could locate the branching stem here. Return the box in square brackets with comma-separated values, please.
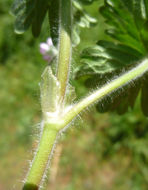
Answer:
[22, 0, 148, 188]
[23, 0, 72, 189]
[60, 59, 148, 127]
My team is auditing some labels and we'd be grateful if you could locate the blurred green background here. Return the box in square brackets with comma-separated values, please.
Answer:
[1, 1, 148, 190]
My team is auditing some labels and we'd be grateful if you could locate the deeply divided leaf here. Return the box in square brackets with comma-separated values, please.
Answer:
[11, 0, 49, 37]
[72, 0, 97, 46]
[76, 0, 148, 116]
[11, 0, 97, 44]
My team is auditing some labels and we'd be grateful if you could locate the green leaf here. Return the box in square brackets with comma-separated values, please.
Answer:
[11, 0, 49, 37]
[76, 40, 143, 77]
[76, 0, 148, 116]
[100, 0, 148, 53]
[48, 0, 59, 46]
[96, 79, 141, 115]
[72, 0, 97, 46]
[11, 0, 97, 43]
[78, 0, 97, 5]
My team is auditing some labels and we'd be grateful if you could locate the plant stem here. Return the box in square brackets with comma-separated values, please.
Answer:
[22, 0, 148, 187]
[23, 1, 72, 189]
[57, 0, 72, 106]
[60, 59, 148, 127]
[23, 123, 59, 190]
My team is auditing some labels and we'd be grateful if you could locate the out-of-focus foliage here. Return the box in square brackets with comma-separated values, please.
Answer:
[76, 0, 148, 116]
[11, 0, 97, 47]
[11, 0, 50, 37]
[49, 0, 98, 47]
[0, 0, 48, 188]
[72, 0, 97, 46]
[0, 0, 49, 153]
[79, 0, 97, 5]
[1, 0, 148, 190]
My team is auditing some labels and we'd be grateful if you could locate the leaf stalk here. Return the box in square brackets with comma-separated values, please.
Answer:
[60, 58, 148, 127]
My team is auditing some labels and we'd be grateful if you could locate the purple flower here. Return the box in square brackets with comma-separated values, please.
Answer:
[39, 38, 57, 62]
[43, 55, 52, 62]
[47, 38, 53, 46]
[40, 43, 50, 55]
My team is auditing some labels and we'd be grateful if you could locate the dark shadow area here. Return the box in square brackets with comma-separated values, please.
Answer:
[23, 183, 39, 190]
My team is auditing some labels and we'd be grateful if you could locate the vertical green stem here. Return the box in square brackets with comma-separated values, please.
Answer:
[57, 0, 72, 106]
[23, 1, 72, 189]
[23, 124, 58, 190]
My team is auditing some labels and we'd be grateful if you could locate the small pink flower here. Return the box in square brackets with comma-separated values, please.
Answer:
[40, 43, 50, 55]
[47, 38, 53, 46]
[39, 38, 57, 63]
[43, 55, 52, 62]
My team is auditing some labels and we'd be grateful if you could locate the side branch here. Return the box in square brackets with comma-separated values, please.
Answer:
[60, 58, 148, 127]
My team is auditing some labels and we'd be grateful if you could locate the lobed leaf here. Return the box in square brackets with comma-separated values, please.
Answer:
[76, 0, 148, 116]
[72, 0, 97, 46]
[11, 0, 50, 37]
[76, 40, 143, 77]
[11, 0, 97, 44]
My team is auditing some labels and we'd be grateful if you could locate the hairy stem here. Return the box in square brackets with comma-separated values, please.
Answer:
[57, 0, 72, 106]
[23, 123, 59, 190]
[23, 58, 148, 189]
[23, 1, 72, 189]
[60, 59, 148, 127]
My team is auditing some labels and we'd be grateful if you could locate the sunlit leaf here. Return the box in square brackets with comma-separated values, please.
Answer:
[72, 0, 97, 46]
[76, 0, 148, 116]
